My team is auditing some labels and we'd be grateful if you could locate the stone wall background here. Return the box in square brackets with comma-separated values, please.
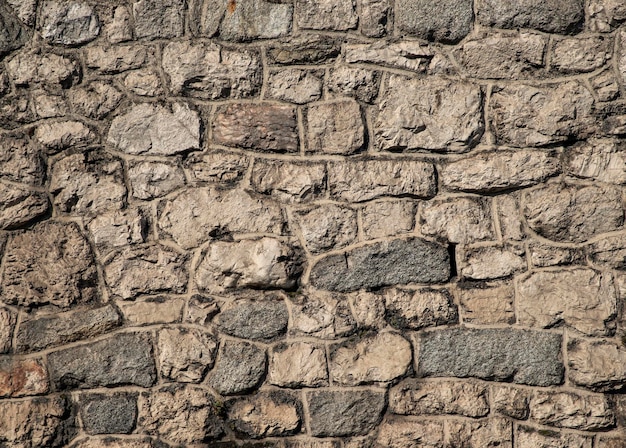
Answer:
[1, 0, 626, 446]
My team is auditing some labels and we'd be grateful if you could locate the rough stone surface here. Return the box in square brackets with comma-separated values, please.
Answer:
[551, 36, 611, 72]
[0, 135, 45, 186]
[106, 5, 133, 43]
[310, 238, 450, 292]
[447, 418, 512, 448]
[266, 35, 340, 65]
[384, 288, 458, 330]
[219, 0, 293, 41]
[118, 297, 185, 326]
[418, 328, 564, 386]
[80, 393, 137, 435]
[128, 161, 185, 200]
[288, 292, 356, 339]
[0, 183, 49, 230]
[251, 160, 327, 203]
[374, 419, 445, 448]
[459, 244, 526, 280]
[492, 385, 530, 419]
[228, 391, 301, 438]
[360, 0, 390, 37]
[208, 340, 266, 395]
[529, 390, 614, 430]
[48, 332, 156, 390]
[516, 426, 592, 448]
[396, 0, 473, 43]
[587, 234, 626, 269]
[589, 0, 626, 31]
[267, 69, 323, 104]
[529, 242, 580, 267]
[307, 100, 364, 155]
[0, 2, 29, 55]
[0, 358, 48, 398]
[345, 41, 434, 74]
[327, 66, 381, 103]
[296, 0, 358, 30]
[123, 69, 163, 96]
[565, 139, 626, 184]
[458, 281, 516, 324]
[294, 204, 357, 253]
[7, 51, 80, 87]
[69, 81, 123, 119]
[361, 200, 415, 239]
[419, 197, 495, 244]
[132, 0, 185, 39]
[88, 208, 148, 256]
[568, 338, 626, 391]
[0, 308, 16, 354]
[158, 328, 217, 383]
[85, 45, 147, 74]
[268, 342, 328, 387]
[186, 151, 250, 184]
[35, 121, 96, 154]
[41, 1, 100, 45]
[215, 298, 289, 340]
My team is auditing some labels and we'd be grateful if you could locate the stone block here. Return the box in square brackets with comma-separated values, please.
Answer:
[80, 393, 137, 434]
[568, 338, 626, 391]
[296, 0, 357, 30]
[40, 1, 100, 45]
[215, 298, 289, 341]
[208, 340, 266, 395]
[384, 288, 458, 330]
[0, 358, 48, 398]
[251, 160, 326, 203]
[268, 342, 328, 388]
[158, 327, 217, 383]
[396, 0, 473, 43]
[132, 0, 185, 39]
[293, 204, 357, 253]
[228, 391, 302, 438]
[306, 100, 364, 155]
[0, 183, 49, 230]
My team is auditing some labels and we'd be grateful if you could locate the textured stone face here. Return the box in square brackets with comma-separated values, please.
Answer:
[268, 69, 323, 104]
[420, 196, 495, 244]
[565, 139, 626, 184]
[568, 338, 626, 391]
[458, 281, 516, 324]
[228, 391, 302, 438]
[296, 0, 358, 30]
[396, 0, 473, 43]
[218, 0, 293, 41]
[40, 1, 100, 45]
[306, 100, 364, 154]
[215, 299, 289, 340]
[448, 418, 513, 448]
[384, 288, 458, 330]
[459, 244, 526, 280]
[128, 161, 185, 200]
[288, 292, 356, 339]
[266, 35, 341, 65]
[208, 340, 266, 395]
[251, 160, 327, 203]
[132, 0, 185, 39]
[85, 45, 148, 74]
[0, 358, 48, 398]
[0, 308, 16, 354]
[268, 342, 328, 387]
[294, 204, 357, 253]
[0, 2, 29, 55]
[80, 393, 137, 435]
[7, 50, 79, 87]
[0, 135, 45, 185]
[0, 183, 49, 230]
[157, 328, 217, 383]
[529, 390, 614, 431]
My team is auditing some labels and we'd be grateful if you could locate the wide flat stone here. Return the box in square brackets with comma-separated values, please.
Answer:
[396, 0, 473, 43]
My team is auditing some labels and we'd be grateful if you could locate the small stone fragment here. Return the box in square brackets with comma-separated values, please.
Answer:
[186, 151, 250, 184]
[85, 45, 147, 73]
[565, 138, 626, 184]
[495, 194, 525, 241]
[420, 196, 495, 244]
[128, 161, 185, 200]
[0, 358, 48, 398]
[551, 36, 611, 72]
[459, 244, 526, 280]
[219, 0, 293, 42]
[396, 0, 473, 43]
[288, 292, 356, 339]
[294, 204, 357, 253]
[158, 327, 217, 383]
[215, 298, 289, 340]
[448, 418, 512, 448]
[132, 0, 185, 39]
[268, 342, 328, 387]
[0, 183, 49, 230]
[384, 288, 458, 330]
[0, 308, 16, 354]
[492, 385, 530, 419]
[228, 391, 302, 438]
[68, 81, 123, 119]
[0, 135, 45, 186]
[568, 338, 626, 391]
[251, 160, 326, 203]
[7, 51, 80, 88]
[35, 120, 96, 154]
[458, 281, 516, 324]
[40, 1, 100, 45]
[88, 208, 148, 255]
[296, 0, 358, 30]
[208, 340, 266, 395]
[327, 66, 380, 103]
[360, 0, 390, 37]
[80, 393, 137, 435]
[307, 100, 364, 155]
[529, 390, 614, 430]
[117, 297, 185, 326]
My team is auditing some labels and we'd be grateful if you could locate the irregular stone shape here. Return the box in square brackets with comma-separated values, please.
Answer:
[106, 5, 133, 43]
[587, 234, 626, 269]
[384, 288, 458, 330]
[268, 342, 328, 387]
[0, 396, 74, 448]
[0, 358, 48, 398]
[185, 295, 220, 326]
[492, 385, 530, 419]
[107, 103, 200, 155]
[251, 160, 326, 203]
[294, 204, 357, 253]
[266, 34, 340, 65]
[296, 0, 357, 30]
[158, 328, 217, 383]
[132, 0, 184, 39]
[448, 418, 512, 448]
[360, 0, 390, 37]
[287, 441, 341, 448]
[188, 0, 223, 35]
[458, 281, 516, 324]
[70, 437, 158, 448]
[0, 93, 35, 129]
[0, 308, 16, 353]
[41, 1, 100, 45]
[517, 269, 616, 336]
[596, 437, 626, 448]
[138, 385, 223, 443]
[128, 161, 185, 200]
[375, 419, 445, 448]
[0, 135, 45, 185]
[330, 332, 412, 385]
[88, 208, 148, 256]
[213, 103, 298, 152]
[104, 245, 188, 300]
[7, 51, 80, 87]
[529, 390, 614, 430]
[85, 45, 148, 74]
[219, 0, 293, 41]
[48, 332, 156, 389]
[0, 183, 49, 230]
[420, 196, 495, 244]
[591, 70, 621, 102]
[267, 68, 323, 104]
[589, 0, 626, 31]
[124, 69, 163, 96]
[345, 41, 434, 73]
[16, 305, 121, 353]
[80, 393, 137, 435]
[496, 194, 524, 241]
[418, 328, 564, 386]
[186, 151, 250, 184]
[50, 151, 126, 216]
[68, 81, 123, 119]
[529, 242, 580, 267]
[162, 40, 261, 99]
[551, 36, 610, 72]
[460, 244, 526, 280]
[490, 82, 596, 147]
[348, 292, 387, 331]
[524, 183, 624, 243]
[327, 66, 381, 103]
[288, 292, 356, 339]
[565, 139, 626, 184]
[2, 221, 97, 309]
[118, 297, 185, 326]
[307, 100, 364, 155]
[6, 0, 37, 25]
[568, 338, 626, 391]
[307, 390, 385, 437]
[516, 426, 592, 448]
[216, 298, 288, 341]
[159, 188, 283, 250]
[476, 0, 584, 34]
[310, 238, 450, 292]
[196, 238, 302, 293]
[34, 120, 96, 154]
[441, 150, 560, 193]
[31, 89, 68, 119]
[228, 391, 302, 438]
[390, 379, 489, 417]
[0, 2, 29, 55]
[396, 0, 473, 43]
[328, 159, 436, 202]
[361, 200, 415, 239]
[208, 340, 266, 395]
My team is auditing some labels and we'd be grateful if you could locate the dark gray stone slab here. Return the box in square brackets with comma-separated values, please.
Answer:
[208, 340, 266, 395]
[396, 0, 473, 43]
[0, 3, 29, 55]
[80, 392, 137, 434]
[215, 299, 288, 341]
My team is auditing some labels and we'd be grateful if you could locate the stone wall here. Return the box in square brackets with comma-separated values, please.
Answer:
[1, 0, 626, 446]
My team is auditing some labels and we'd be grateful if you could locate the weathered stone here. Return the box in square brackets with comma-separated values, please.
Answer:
[529, 390, 614, 430]
[0, 93, 34, 129]
[591, 70, 621, 102]
[349, 291, 387, 330]
[80, 393, 137, 435]
[587, 234, 626, 269]
[418, 328, 564, 386]
[0, 183, 49, 230]
[529, 242, 580, 267]
[162, 40, 261, 99]
[159, 188, 283, 249]
[308, 390, 385, 437]
[187, 151, 250, 184]
[384, 288, 457, 330]
[41, 1, 100, 45]
[0, 358, 48, 397]
[492, 385, 530, 419]
[107, 103, 200, 155]
[268, 342, 328, 387]
[138, 385, 223, 443]
[35, 120, 96, 154]
[213, 103, 298, 153]
[106, 5, 133, 43]
[375, 75, 483, 152]
[251, 160, 326, 203]
[85, 45, 147, 74]
[0, 308, 16, 354]
[188, 0, 223, 36]
[327, 66, 380, 103]
[68, 81, 123, 119]
[524, 183, 624, 243]
[330, 332, 411, 385]
[287, 442, 341, 448]
[448, 418, 512, 448]
[460, 244, 526, 280]
[50, 151, 126, 216]
[2, 221, 97, 309]
[88, 208, 148, 255]
[568, 338, 626, 391]
[228, 391, 301, 438]
[185, 295, 220, 325]
[16, 305, 121, 353]
[589, 0, 626, 31]
[476, 0, 584, 34]
[7, 51, 80, 87]
[123, 69, 163, 96]
[132, 0, 185, 39]
[296, 0, 357, 30]
[441, 150, 560, 193]
[458, 281, 516, 324]
[196, 238, 301, 293]
[31, 89, 68, 119]
[360, 0, 390, 37]
[266, 35, 341, 65]
[6, 0, 37, 26]
[310, 238, 450, 292]
[128, 161, 185, 200]
[596, 437, 626, 448]
[328, 159, 436, 202]
[215, 297, 288, 341]
[307, 100, 364, 155]
[208, 340, 266, 395]
[516, 426, 592, 448]
[267, 69, 323, 104]
[420, 197, 495, 244]
[345, 41, 434, 73]
[294, 204, 357, 253]
[104, 245, 188, 300]
[375, 419, 444, 448]
[490, 82, 596, 147]
[288, 292, 356, 339]
[219, 0, 293, 41]
[361, 200, 415, 240]
[517, 269, 616, 336]
[117, 297, 185, 326]
[396, 0, 472, 42]
[0, 135, 45, 186]
[551, 36, 611, 72]
[48, 332, 156, 389]
[566, 139, 626, 184]
[158, 327, 217, 383]
[70, 437, 158, 448]
[0, 2, 29, 55]
[0, 396, 74, 448]
[389, 379, 489, 417]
